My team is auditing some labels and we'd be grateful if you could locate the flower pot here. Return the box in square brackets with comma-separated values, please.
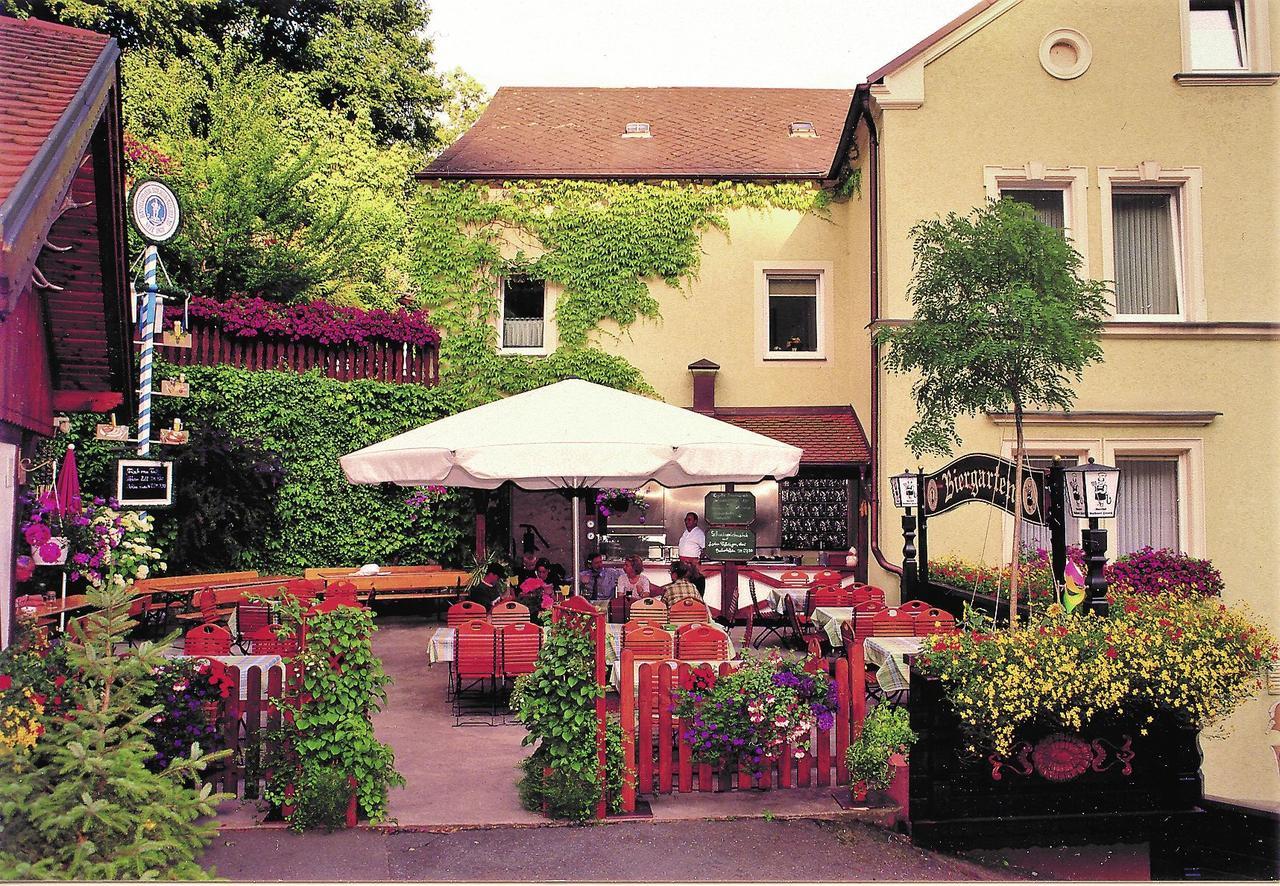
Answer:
[32, 537, 69, 566]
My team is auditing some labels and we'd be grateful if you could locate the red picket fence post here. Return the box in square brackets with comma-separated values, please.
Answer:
[835, 657, 852, 784]
[676, 663, 692, 793]
[638, 662, 654, 796]
[619, 649, 637, 813]
[657, 664, 673, 794]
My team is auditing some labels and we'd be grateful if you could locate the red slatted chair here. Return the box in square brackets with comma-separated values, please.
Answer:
[778, 569, 810, 587]
[285, 578, 322, 605]
[842, 620, 884, 704]
[851, 600, 888, 637]
[185, 622, 232, 655]
[490, 600, 530, 626]
[898, 599, 930, 618]
[624, 623, 674, 713]
[176, 587, 235, 625]
[914, 608, 958, 636]
[744, 578, 787, 649]
[808, 584, 853, 612]
[627, 597, 667, 625]
[499, 622, 542, 718]
[870, 607, 915, 637]
[324, 580, 360, 608]
[246, 624, 300, 656]
[454, 620, 499, 725]
[668, 598, 710, 626]
[783, 595, 822, 657]
[234, 601, 274, 653]
[810, 569, 843, 587]
[675, 623, 728, 661]
[852, 585, 887, 604]
[447, 600, 488, 626]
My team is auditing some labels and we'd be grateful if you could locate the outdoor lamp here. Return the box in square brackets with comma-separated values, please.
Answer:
[889, 469, 919, 511]
[1062, 458, 1120, 617]
[1062, 458, 1120, 520]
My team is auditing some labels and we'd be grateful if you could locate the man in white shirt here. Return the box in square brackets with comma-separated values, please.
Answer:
[678, 512, 705, 565]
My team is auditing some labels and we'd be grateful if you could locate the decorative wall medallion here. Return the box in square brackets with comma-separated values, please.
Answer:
[1032, 733, 1092, 781]
[990, 732, 1135, 781]
[1039, 28, 1092, 80]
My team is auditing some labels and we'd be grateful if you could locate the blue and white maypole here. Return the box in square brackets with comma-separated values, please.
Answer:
[128, 180, 181, 456]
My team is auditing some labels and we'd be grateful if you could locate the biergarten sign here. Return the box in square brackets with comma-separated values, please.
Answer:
[922, 454, 1047, 526]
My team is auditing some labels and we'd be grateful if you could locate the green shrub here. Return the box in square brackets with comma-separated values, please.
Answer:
[289, 766, 354, 833]
[845, 705, 916, 792]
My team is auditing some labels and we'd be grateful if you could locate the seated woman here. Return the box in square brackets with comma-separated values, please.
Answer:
[615, 555, 651, 598]
[517, 558, 556, 619]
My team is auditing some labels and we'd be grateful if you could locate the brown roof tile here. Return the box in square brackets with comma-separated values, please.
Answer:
[708, 407, 870, 464]
[423, 87, 854, 179]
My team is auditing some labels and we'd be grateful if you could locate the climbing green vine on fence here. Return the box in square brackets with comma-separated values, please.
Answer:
[408, 179, 831, 406]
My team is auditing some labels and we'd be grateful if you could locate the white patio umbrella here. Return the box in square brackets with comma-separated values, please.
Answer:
[340, 378, 801, 595]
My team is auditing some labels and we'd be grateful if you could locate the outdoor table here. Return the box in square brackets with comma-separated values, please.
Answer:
[764, 585, 806, 614]
[169, 653, 285, 701]
[864, 635, 923, 695]
[810, 606, 854, 648]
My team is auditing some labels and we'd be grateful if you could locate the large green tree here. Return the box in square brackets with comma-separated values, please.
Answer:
[875, 198, 1110, 624]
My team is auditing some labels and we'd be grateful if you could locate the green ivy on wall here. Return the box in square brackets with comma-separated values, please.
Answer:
[408, 179, 831, 406]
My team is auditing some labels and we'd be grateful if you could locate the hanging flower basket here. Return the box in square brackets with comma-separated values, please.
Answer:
[32, 536, 70, 566]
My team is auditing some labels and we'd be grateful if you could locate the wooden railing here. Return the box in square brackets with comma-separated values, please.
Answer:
[163, 319, 439, 386]
[206, 664, 286, 800]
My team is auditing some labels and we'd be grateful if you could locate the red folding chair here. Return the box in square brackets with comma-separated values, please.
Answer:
[809, 584, 853, 612]
[851, 599, 888, 637]
[185, 622, 232, 655]
[668, 598, 710, 626]
[490, 600, 530, 626]
[447, 600, 488, 626]
[675, 623, 729, 661]
[324, 580, 360, 608]
[744, 578, 787, 649]
[869, 607, 915, 637]
[454, 620, 499, 725]
[246, 624, 300, 656]
[234, 601, 274, 653]
[810, 569, 843, 587]
[914, 607, 958, 636]
[628, 597, 667, 624]
[499, 622, 541, 720]
[852, 585, 887, 604]
[783, 595, 822, 656]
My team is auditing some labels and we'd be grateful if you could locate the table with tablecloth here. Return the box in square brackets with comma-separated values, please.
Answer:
[810, 606, 854, 648]
[864, 636, 923, 695]
[167, 653, 284, 700]
[761, 585, 807, 615]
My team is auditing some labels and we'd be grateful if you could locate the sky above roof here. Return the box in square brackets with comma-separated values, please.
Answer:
[427, 0, 975, 90]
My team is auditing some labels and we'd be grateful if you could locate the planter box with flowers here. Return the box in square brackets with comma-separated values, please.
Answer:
[905, 589, 1276, 872]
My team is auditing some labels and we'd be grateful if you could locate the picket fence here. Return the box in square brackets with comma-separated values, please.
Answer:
[615, 652, 867, 812]
[204, 664, 287, 800]
[165, 320, 440, 386]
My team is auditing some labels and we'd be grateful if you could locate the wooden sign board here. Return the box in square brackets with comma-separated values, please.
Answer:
[922, 453, 1047, 525]
[703, 527, 755, 561]
[704, 491, 756, 526]
[116, 459, 174, 507]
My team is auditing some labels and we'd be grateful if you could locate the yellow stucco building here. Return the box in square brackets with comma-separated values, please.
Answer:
[423, 0, 1279, 807]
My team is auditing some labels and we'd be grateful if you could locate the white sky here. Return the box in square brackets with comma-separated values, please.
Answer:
[427, 0, 977, 91]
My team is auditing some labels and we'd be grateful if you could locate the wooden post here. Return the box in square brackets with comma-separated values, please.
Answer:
[658, 664, 673, 794]
[638, 662, 653, 796]
[677, 663, 692, 793]
[473, 490, 488, 562]
[620, 650, 636, 813]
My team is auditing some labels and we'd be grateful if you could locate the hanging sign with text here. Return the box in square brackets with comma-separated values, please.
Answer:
[703, 527, 756, 561]
[704, 491, 756, 526]
[922, 454, 1047, 525]
[116, 459, 174, 507]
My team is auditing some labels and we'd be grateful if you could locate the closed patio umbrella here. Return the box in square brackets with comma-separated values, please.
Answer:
[340, 379, 801, 596]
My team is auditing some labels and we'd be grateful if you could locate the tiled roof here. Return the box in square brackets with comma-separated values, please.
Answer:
[0, 15, 113, 208]
[422, 87, 855, 180]
[709, 407, 870, 464]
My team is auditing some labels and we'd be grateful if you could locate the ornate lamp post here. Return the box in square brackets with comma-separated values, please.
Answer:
[890, 469, 920, 594]
[1062, 458, 1121, 616]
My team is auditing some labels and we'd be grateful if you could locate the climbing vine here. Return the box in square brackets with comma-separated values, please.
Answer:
[408, 179, 831, 406]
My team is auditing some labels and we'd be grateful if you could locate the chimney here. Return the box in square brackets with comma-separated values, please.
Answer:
[688, 358, 720, 413]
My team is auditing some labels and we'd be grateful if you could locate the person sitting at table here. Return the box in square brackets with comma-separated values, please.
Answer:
[517, 559, 555, 618]
[578, 551, 623, 601]
[615, 555, 651, 598]
[469, 567, 504, 608]
[662, 560, 702, 608]
[514, 551, 541, 584]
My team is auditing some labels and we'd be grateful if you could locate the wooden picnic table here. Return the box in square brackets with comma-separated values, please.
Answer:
[316, 569, 471, 604]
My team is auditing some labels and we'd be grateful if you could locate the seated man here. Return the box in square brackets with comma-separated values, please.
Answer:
[661, 560, 703, 608]
[468, 568, 504, 608]
[577, 552, 623, 601]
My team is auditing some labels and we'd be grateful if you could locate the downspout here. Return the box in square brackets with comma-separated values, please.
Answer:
[859, 89, 902, 578]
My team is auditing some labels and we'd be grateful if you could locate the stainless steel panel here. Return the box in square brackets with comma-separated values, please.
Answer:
[662, 480, 780, 554]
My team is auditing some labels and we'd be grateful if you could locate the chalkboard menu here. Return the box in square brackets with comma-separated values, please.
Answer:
[704, 491, 755, 525]
[704, 527, 755, 561]
[780, 476, 849, 551]
[116, 459, 174, 506]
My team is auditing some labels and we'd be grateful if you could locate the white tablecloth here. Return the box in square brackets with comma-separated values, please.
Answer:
[865, 636, 923, 694]
[763, 585, 807, 615]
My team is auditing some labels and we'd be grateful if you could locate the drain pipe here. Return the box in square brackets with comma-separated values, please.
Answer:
[859, 90, 902, 579]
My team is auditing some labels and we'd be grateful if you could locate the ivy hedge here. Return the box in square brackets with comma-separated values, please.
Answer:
[55, 361, 474, 573]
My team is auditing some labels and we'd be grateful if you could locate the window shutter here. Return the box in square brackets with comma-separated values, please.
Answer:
[1115, 457, 1180, 554]
[1113, 193, 1180, 315]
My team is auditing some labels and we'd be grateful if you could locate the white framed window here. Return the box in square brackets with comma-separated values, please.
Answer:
[1102, 438, 1206, 557]
[1098, 164, 1205, 322]
[1178, 0, 1276, 84]
[755, 262, 832, 361]
[983, 165, 1089, 271]
[497, 277, 553, 354]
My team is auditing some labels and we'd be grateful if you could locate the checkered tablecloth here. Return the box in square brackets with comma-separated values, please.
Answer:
[763, 586, 807, 614]
[864, 636, 923, 695]
[168, 653, 284, 700]
[811, 606, 855, 648]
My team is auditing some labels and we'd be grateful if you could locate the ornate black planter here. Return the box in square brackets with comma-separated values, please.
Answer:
[907, 670, 1204, 875]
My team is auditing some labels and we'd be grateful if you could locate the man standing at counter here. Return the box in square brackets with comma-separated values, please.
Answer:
[678, 512, 705, 565]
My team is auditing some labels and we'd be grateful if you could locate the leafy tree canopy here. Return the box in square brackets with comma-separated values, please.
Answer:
[876, 198, 1111, 458]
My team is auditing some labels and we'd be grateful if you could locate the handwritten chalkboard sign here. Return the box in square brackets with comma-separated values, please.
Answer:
[703, 527, 756, 561]
[116, 459, 174, 507]
[780, 475, 850, 551]
[704, 491, 756, 526]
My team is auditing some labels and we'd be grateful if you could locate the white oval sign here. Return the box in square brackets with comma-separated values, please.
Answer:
[130, 179, 181, 243]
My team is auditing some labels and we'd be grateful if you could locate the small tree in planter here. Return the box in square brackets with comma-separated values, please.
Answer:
[846, 704, 916, 802]
[875, 199, 1110, 625]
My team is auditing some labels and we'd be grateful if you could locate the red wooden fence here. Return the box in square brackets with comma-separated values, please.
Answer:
[204, 664, 287, 800]
[163, 320, 440, 386]
[616, 652, 861, 811]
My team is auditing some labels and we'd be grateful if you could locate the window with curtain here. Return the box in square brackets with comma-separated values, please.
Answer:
[767, 274, 819, 353]
[1112, 191, 1182, 316]
[1115, 457, 1181, 554]
[1003, 189, 1066, 232]
[1019, 455, 1078, 554]
[1189, 0, 1247, 70]
[501, 278, 546, 348]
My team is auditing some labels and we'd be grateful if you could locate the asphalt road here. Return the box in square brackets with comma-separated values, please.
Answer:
[201, 818, 1019, 882]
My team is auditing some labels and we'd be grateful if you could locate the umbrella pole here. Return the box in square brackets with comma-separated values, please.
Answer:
[58, 572, 67, 632]
[572, 494, 581, 598]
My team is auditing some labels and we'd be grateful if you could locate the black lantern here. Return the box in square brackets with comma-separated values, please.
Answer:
[1062, 458, 1121, 616]
[889, 469, 919, 511]
[889, 468, 920, 594]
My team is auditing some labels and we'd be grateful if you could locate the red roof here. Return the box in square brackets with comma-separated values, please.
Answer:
[0, 15, 112, 207]
[708, 407, 870, 464]
[422, 87, 855, 180]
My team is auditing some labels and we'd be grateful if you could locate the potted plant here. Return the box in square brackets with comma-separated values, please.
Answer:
[595, 488, 649, 522]
[845, 704, 916, 803]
